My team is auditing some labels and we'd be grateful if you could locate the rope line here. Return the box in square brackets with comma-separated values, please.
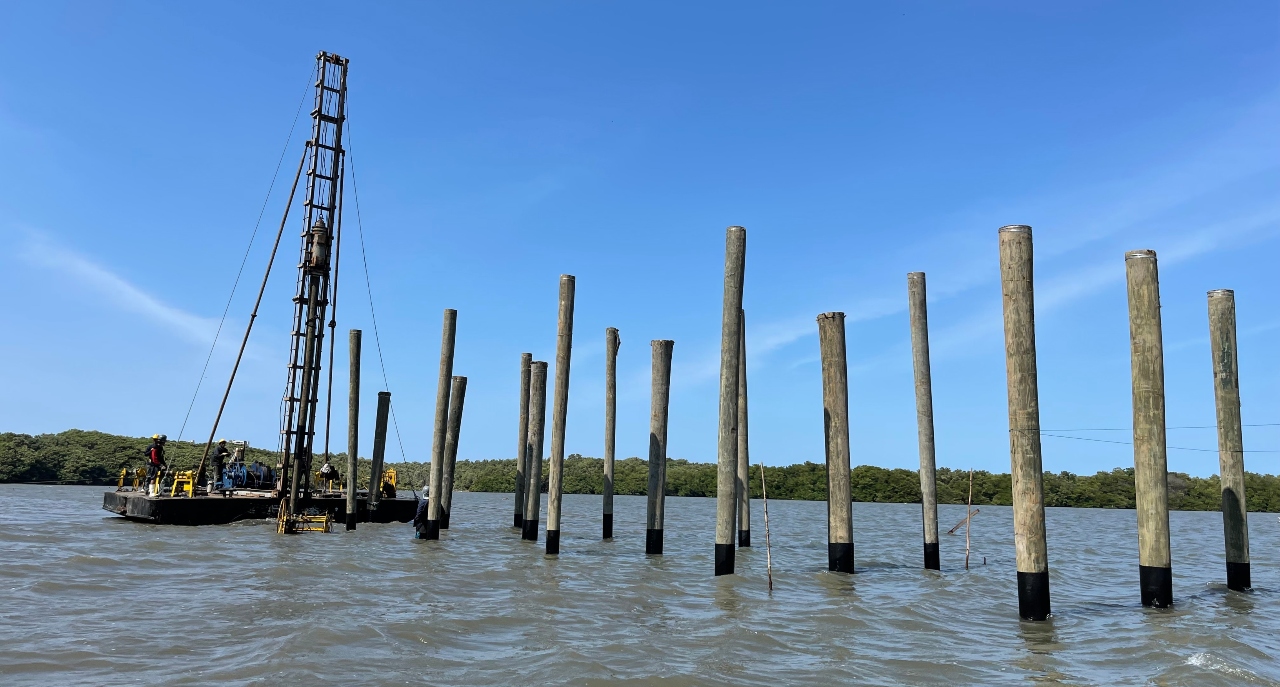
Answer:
[346, 117, 415, 500]
[176, 69, 313, 441]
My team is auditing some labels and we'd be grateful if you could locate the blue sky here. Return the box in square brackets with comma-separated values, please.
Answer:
[0, 2, 1276, 477]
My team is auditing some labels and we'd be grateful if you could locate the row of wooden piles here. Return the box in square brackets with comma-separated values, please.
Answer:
[348, 223, 1254, 623]
[816, 226, 1252, 621]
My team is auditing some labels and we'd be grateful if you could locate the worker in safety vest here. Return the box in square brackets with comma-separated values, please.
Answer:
[143, 434, 167, 489]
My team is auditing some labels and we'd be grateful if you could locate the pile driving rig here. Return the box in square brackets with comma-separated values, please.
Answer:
[103, 52, 413, 527]
[276, 50, 347, 531]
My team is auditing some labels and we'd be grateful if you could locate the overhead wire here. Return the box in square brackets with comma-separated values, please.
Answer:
[345, 115, 416, 500]
[1038, 433, 1278, 453]
[1040, 423, 1280, 432]
[1034, 422, 1280, 453]
[176, 68, 314, 441]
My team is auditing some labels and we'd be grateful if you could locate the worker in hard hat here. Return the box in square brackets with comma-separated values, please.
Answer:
[209, 439, 230, 491]
[143, 434, 168, 492]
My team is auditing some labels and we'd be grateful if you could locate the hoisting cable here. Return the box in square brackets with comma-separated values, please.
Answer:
[193, 142, 312, 487]
[321, 155, 346, 464]
[176, 70, 313, 441]
[346, 118, 416, 500]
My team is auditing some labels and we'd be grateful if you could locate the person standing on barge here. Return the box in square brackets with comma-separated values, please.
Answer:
[209, 439, 230, 490]
[143, 434, 167, 492]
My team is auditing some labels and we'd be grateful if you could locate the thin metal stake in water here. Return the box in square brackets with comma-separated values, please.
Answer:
[965, 468, 974, 569]
[759, 463, 773, 593]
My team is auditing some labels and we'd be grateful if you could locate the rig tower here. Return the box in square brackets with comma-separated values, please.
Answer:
[278, 51, 349, 521]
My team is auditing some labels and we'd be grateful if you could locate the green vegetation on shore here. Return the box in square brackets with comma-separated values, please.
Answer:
[3, 429, 1278, 512]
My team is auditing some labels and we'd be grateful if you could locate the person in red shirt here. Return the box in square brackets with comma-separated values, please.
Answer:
[143, 434, 167, 490]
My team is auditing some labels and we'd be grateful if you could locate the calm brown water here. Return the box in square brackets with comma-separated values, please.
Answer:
[1, 484, 1277, 686]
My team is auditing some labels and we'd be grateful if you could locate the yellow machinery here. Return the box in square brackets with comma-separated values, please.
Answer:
[276, 502, 332, 533]
[170, 470, 195, 497]
[310, 466, 396, 496]
[116, 467, 143, 492]
[313, 470, 344, 494]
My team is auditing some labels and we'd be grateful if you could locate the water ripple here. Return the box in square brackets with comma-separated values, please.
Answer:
[0, 484, 1276, 686]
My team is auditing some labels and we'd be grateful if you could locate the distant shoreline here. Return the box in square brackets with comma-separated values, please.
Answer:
[3, 429, 1278, 512]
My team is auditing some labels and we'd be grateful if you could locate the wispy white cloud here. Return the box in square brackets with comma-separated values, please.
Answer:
[966, 92, 1280, 263]
[746, 295, 903, 373]
[595, 91, 1280, 393]
[1241, 320, 1280, 337]
[667, 291, 907, 388]
[670, 342, 721, 390]
[756, 91, 1280, 368]
[929, 207, 1280, 358]
[18, 233, 220, 344]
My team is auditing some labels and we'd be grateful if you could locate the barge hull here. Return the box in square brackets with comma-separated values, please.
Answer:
[103, 491, 417, 526]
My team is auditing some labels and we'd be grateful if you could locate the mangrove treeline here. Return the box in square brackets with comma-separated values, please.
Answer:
[3, 429, 1278, 512]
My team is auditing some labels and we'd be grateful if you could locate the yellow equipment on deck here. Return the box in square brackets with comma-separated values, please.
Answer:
[116, 468, 143, 492]
[313, 470, 345, 494]
[170, 470, 195, 497]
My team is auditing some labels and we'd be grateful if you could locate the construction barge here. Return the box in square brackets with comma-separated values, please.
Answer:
[103, 490, 415, 526]
[103, 51, 414, 532]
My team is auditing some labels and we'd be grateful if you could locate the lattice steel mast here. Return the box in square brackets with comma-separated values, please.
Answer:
[277, 52, 348, 517]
